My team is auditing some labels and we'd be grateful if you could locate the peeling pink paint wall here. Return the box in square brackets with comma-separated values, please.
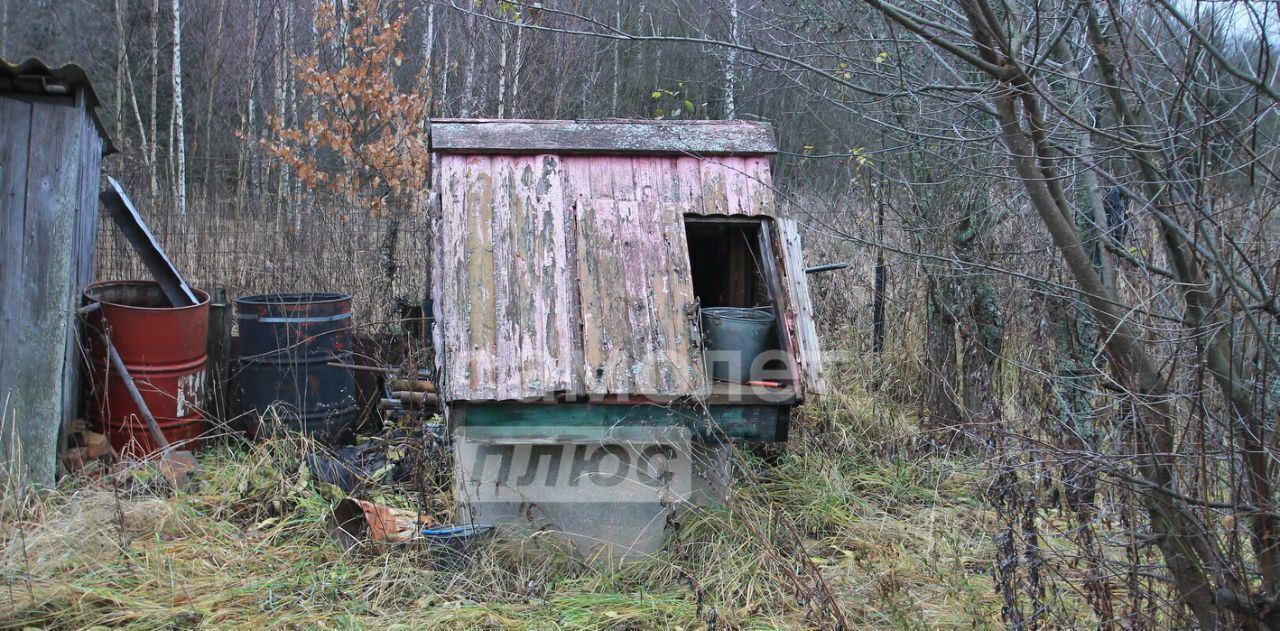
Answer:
[433, 146, 821, 402]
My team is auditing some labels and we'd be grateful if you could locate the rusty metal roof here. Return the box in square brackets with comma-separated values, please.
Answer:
[1, 57, 116, 154]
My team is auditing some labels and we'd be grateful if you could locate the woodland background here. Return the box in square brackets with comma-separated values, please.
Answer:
[5, 0, 1280, 627]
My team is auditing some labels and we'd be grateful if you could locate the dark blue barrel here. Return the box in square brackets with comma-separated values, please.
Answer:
[236, 292, 357, 442]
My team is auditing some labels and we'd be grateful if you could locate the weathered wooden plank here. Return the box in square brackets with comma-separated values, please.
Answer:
[432, 119, 777, 156]
[518, 157, 546, 397]
[585, 153, 616, 199]
[609, 155, 636, 201]
[0, 97, 33, 482]
[631, 158, 671, 392]
[558, 157, 591, 395]
[573, 145, 615, 410]
[462, 155, 498, 399]
[430, 159, 447, 399]
[564, 157, 609, 394]
[776, 217, 825, 396]
[607, 157, 655, 394]
[757, 220, 799, 389]
[508, 156, 540, 398]
[0, 98, 32, 393]
[447, 154, 480, 400]
[60, 100, 102, 461]
[74, 103, 101, 290]
[718, 157, 751, 217]
[577, 199, 613, 394]
[657, 158, 705, 394]
[560, 156, 593, 205]
[673, 157, 705, 216]
[634, 158, 681, 393]
[585, 158, 637, 394]
[744, 156, 777, 217]
[597, 213, 635, 391]
[658, 159, 709, 394]
[530, 154, 580, 395]
[489, 155, 520, 400]
[12, 101, 81, 486]
[428, 154, 448, 403]
[437, 154, 469, 400]
[700, 158, 729, 216]
[684, 156, 778, 218]
[616, 194, 656, 394]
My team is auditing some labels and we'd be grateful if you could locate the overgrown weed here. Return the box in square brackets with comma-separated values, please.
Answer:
[0, 360, 1007, 629]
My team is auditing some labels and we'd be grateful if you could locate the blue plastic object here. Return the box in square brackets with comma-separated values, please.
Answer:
[421, 523, 495, 571]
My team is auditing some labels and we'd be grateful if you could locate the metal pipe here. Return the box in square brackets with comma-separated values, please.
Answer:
[805, 262, 849, 274]
[101, 332, 170, 450]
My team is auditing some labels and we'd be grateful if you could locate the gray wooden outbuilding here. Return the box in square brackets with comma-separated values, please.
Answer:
[0, 58, 112, 486]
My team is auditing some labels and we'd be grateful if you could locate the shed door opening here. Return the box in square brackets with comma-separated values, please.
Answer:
[683, 217, 794, 386]
[685, 219, 769, 308]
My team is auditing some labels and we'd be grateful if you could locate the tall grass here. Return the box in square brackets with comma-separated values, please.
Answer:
[56, 190, 1078, 627]
[0, 369, 1013, 629]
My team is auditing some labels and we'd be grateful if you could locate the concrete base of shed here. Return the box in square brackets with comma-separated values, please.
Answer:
[453, 427, 731, 560]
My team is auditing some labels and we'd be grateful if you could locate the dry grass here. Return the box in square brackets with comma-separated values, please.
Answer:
[49, 193, 1021, 628]
[0, 386, 1005, 630]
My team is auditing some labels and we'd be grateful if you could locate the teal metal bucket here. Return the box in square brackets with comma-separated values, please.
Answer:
[701, 307, 776, 383]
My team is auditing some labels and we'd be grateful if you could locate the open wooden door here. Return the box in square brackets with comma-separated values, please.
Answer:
[774, 217, 825, 396]
[562, 156, 708, 397]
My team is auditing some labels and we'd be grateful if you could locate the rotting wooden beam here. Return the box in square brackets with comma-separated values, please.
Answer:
[431, 119, 777, 156]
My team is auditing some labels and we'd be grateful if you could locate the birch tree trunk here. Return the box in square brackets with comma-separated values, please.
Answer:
[238, 0, 259, 209]
[422, 3, 435, 109]
[611, 3, 620, 114]
[440, 26, 451, 115]
[511, 17, 523, 117]
[287, 71, 297, 229]
[724, 0, 738, 119]
[262, 1, 282, 212]
[149, 0, 160, 206]
[497, 21, 508, 118]
[337, 0, 348, 66]
[171, 0, 186, 218]
[167, 93, 174, 207]
[122, 41, 150, 160]
[461, 11, 477, 117]
[274, 0, 289, 217]
[200, 0, 228, 199]
[114, 0, 127, 144]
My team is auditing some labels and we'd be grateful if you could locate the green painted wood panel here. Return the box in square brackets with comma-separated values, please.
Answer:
[460, 402, 785, 442]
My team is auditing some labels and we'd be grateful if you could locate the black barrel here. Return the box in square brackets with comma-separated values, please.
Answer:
[236, 292, 357, 442]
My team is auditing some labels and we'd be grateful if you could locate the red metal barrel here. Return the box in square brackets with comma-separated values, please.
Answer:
[84, 280, 210, 457]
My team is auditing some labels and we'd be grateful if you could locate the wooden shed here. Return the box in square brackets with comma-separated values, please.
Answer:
[430, 119, 823, 440]
[0, 59, 112, 486]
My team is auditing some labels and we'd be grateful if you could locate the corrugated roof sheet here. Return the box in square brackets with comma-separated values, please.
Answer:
[0, 57, 115, 154]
